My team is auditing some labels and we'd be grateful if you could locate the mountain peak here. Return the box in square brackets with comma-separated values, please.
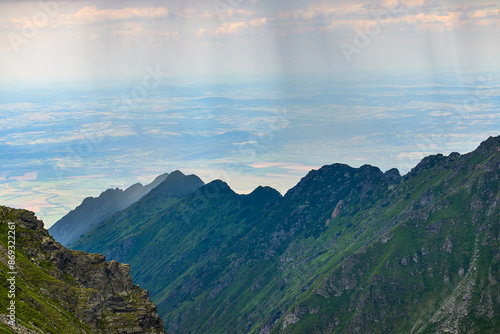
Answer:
[285, 163, 387, 199]
[250, 185, 282, 196]
[143, 171, 205, 200]
[476, 135, 500, 154]
[202, 179, 236, 195]
[243, 185, 282, 207]
[384, 168, 401, 183]
[168, 170, 186, 178]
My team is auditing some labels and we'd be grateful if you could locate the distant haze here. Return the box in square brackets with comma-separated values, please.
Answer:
[0, 0, 499, 226]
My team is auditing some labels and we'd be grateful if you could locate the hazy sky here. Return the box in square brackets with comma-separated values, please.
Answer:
[1, 0, 500, 227]
[1, 0, 500, 83]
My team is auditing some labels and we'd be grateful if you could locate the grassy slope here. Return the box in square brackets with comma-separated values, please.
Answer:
[72, 165, 401, 333]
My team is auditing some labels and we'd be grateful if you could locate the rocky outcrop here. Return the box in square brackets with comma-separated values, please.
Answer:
[0, 206, 166, 334]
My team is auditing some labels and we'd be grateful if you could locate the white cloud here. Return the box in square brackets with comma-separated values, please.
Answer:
[145, 128, 182, 136]
[196, 28, 206, 37]
[249, 17, 267, 26]
[214, 21, 248, 35]
[248, 161, 319, 172]
[9, 171, 38, 181]
[155, 30, 182, 40]
[59, 6, 169, 25]
[233, 140, 258, 146]
[213, 16, 267, 35]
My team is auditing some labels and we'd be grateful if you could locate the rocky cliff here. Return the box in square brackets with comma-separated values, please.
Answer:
[0, 206, 166, 334]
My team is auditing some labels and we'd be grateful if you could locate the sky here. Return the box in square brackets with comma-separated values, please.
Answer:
[1, 0, 500, 227]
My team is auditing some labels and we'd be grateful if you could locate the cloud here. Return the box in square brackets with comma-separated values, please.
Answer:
[196, 28, 206, 37]
[168, 113, 187, 119]
[248, 161, 320, 172]
[214, 21, 248, 35]
[9, 171, 38, 181]
[145, 128, 182, 136]
[272, 1, 500, 36]
[233, 140, 258, 146]
[249, 17, 267, 26]
[429, 110, 455, 117]
[214, 17, 267, 35]
[60, 6, 169, 25]
[155, 30, 182, 40]
[114, 22, 143, 36]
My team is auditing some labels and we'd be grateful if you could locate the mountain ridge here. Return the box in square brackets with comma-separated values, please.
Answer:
[69, 135, 500, 333]
[49, 172, 170, 246]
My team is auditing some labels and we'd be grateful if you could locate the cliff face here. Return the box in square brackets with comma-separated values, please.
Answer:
[0, 206, 166, 334]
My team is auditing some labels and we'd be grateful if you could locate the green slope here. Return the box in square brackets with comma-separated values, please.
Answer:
[70, 135, 500, 334]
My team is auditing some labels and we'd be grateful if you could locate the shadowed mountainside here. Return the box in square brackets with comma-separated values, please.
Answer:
[71, 136, 500, 334]
[50, 171, 204, 247]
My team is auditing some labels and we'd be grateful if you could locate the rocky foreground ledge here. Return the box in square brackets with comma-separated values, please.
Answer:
[0, 206, 166, 334]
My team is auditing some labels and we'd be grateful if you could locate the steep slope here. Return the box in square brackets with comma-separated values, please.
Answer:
[70, 136, 500, 334]
[71, 163, 400, 333]
[0, 206, 166, 334]
[49, 172, 169, 246]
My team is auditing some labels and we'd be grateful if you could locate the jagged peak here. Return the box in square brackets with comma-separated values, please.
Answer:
[319, 163, 384, 178]
[384, 168, 401, 184]
[243, 186, 282, 207]
[409, 135, 499, 177]
[124, 182, 144, 193]
[285, 163, 388, 198]
[168, 170, 186, 178]
[409, 149, 466, 177]
[475, 135, 500, 154]
[154, 170, 202, 186]
[385, 167, 400, 176]
[408, 153, 447, 176]
[201, 179, 236, 195]
[249, 185, 282, 197]
[153, 172, 169, 180]
[157, 170, 204, 186]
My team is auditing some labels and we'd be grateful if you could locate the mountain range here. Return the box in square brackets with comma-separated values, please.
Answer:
[65, 136, 500, 333]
